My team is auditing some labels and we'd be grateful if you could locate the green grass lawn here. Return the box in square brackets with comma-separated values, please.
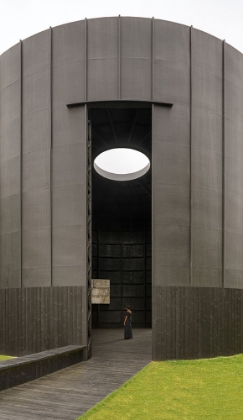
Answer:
[78, 355, 243, 419]
[0, 355, 14, 361]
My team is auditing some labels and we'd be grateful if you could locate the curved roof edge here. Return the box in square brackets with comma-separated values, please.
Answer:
[0, 16, 242, 58]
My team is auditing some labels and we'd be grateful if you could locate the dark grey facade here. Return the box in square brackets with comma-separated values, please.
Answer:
[1, 17, 243, 359]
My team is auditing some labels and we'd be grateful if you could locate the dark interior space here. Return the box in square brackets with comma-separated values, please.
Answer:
[89, 104, 152, 328]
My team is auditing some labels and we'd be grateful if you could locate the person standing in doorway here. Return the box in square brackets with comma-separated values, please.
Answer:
[124, 306, 132, 339]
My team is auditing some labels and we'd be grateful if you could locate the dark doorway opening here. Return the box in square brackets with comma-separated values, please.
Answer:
[89, 104, 152, 328]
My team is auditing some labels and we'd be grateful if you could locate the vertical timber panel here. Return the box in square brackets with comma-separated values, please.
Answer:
[87, 121, 92, 357]
[191, 30, 223, 286]
[49, 286, 54, 349]
[53, 286, 59, 348]
[121, 17, 152, 100]
[152, 20, 190, 360]
[22, 30, 51, 286]
[0, 44, 21, 287]
[41, 287, 49, 351]
[52, 21, 86, 289]
[16, 288, 23, 353]
[0, 290, 6, 352]
[63, 286, 68, 347]
[87, 17, 118, 101]
[77, 286, 83, 345]
[52, 105, 87, 286]
[52, 21, 87, 349]
[184, 287, 191, 358]
[224, 43, 243, 288]
[152, 21, 190, 287]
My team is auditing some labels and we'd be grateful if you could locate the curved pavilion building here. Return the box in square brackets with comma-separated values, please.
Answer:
[1, 16, 243, 360]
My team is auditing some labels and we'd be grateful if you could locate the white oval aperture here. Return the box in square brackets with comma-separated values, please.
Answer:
[94, 148, 150, 181]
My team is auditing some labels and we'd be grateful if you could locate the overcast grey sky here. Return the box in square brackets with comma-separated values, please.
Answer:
[0, 0, 242, 55]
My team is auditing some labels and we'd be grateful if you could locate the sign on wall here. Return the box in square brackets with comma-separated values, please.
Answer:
[91, 279, 110, 304]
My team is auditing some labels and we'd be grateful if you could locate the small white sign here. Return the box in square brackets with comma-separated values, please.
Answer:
[91, 279, 110, 304]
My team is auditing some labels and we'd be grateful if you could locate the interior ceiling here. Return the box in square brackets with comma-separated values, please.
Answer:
[89, 107, 152, 229]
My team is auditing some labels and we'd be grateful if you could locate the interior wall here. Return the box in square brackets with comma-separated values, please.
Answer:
[92, 225, 151, 328]
[90, 106, 152, 328]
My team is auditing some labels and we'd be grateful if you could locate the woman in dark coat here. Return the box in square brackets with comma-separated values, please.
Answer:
[124, 306, 132, 339]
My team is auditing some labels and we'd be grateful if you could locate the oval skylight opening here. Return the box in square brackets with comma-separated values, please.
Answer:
[94, 148, 150, 181]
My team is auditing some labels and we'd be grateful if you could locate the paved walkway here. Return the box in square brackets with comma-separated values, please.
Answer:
[0, 329, 152, 420]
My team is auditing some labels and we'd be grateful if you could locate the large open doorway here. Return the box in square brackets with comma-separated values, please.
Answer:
[89, 103, 152, 329]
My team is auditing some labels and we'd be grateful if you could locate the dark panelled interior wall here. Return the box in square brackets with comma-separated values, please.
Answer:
[92, 227, 151, 328]
[90, 106, 152, 328]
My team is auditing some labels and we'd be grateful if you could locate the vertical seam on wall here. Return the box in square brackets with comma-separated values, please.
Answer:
[144, 228, 146, 327]
[20, 40, 23, 288]
[151, 18, 154, 344]
[222, 40, 225, 288]
[151, 17, 154, 102]
[4, 289, 6, 352]
[121, 218, 124, 324]
[151, 103, 154, 352]
[50, 27, 53, 286]
[118, 15, 121, 99]
[85, 107, 87, 346]
[85, 19, 88, 102]
[88, 107, 92, 357]
[190, 26, 193, 286]
[97, 229, 100, 326]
